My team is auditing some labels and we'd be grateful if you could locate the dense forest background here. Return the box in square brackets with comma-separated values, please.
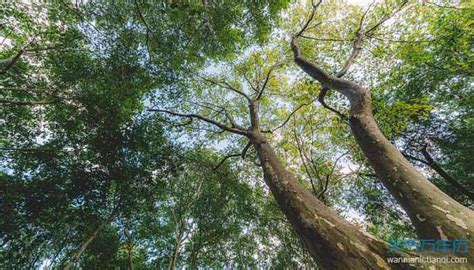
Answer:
[0, 0, 472, 269]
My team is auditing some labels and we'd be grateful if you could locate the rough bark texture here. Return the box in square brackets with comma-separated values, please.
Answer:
[249, 130, 412, 270]
[153, 48, 473, 267]
[292, 40, 474, 265]
[349, 96, 474, 258]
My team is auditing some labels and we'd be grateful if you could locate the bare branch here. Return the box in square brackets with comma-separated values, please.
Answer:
[335, 1, 375, 78]
[213, 154, 240, 170]
[318, 87, 347, 119]
[357, 0, 375, 32]
[293, 130, 318, 194]
[213, 141, 251, 170]
[336, 32, 364, 78]
[365, 0, 409, 36]
[256, 65, 276, 101]
[291, 38, 359, 92]
[424, 1, 468, 10]
[134, 0, 154, 61]
[0, 50, 25, 75]
[265, 98, 317, 133]
[241, 142, 251, 159]
[243, 73, 259, 93]
[223, 108, 244, 130]
[295, 0, 323, 38]
[403, 152, 429, 165]
[148, 109, 247, 136]
[201, 76, 251, 102]
[420, 145, 474, 200]
[368, 35, 433, 43]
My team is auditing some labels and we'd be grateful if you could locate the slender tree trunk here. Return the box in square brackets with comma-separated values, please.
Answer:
[168, 238, 181, 270]
[63, 209, 117, 270]
[248, 130, 412, 269]
[63, 221, 109, 270]
[189, 245, 200, 270]
[124, 226, 134, 270]
[420, 147, 474, 201]
[292, 42, 474, 262]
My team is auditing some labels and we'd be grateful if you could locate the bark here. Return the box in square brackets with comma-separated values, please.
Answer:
[292, 39, 474, 263]
[248, 130, 412, 269]
[349, 104, 474, 247]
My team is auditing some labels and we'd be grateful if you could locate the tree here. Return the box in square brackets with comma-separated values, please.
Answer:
[150, 51, 413, 269]
[290, 0, 473, 257]
[2, 0, 473, 269]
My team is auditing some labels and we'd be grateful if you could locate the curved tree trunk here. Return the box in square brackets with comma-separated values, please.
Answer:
[291, 39, 474, 263]
[248, 130, 412, 269]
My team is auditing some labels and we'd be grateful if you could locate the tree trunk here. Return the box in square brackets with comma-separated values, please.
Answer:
[63, 221, 108, 270]
[168, 238, 181, 270]
[124, 226, 134, 270]
[348, 91, 474, 250]
[248, 130, 412, 269]
[292, 43, 474, 262]
[189, 245, 200, 270]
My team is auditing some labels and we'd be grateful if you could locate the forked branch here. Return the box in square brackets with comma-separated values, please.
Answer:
[213, 142, 251, 170]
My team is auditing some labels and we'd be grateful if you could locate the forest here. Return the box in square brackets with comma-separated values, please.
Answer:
[0, 0, 472, 269]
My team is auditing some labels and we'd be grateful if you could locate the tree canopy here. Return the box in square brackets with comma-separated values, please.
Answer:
[1, 0, 473, 269]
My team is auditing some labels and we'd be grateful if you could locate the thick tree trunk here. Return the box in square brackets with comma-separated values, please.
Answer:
[292, 43, 474, 263]
[248, 130, 412, 269]
[348, 90, 474, 252]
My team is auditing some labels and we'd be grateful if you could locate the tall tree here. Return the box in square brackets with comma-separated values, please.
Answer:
[290, 0, 473, 253]
[150, 52, 416, 269]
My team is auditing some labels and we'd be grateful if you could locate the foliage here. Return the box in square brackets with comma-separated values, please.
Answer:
[1, 0, 472, 268]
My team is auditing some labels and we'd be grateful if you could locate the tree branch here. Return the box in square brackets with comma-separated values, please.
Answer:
[265, 98, 317, 133]
[420, 145, 474, 201]
[424, 1, 467, 10]
[213, 141, 251, 170]
[318, 86, 347, 119]
[295, 0, 323, 38]
[134, 0, 154, 61]
[148, 109, 247, 136]
[300, 35, 349, 43]
[0, 50, 25, 75]
[201, 76, 251, 102]
[256, 64, 279, 101]
[365, 0, 409, 36]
